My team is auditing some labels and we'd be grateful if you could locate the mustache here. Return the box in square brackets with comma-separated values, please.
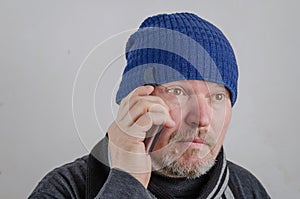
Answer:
[169, 128, 216, 147]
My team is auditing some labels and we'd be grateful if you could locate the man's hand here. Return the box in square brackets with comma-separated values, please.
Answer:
[107, 85, 175, 188]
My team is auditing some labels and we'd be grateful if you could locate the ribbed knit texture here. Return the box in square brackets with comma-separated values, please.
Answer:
[116, 12, 238, 106]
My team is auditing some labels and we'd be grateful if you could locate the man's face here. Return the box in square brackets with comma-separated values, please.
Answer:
[150, 80, 232, 178]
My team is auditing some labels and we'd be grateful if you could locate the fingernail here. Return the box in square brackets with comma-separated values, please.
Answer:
[146, 85, 154, 89]
[145, 85, 154, 92]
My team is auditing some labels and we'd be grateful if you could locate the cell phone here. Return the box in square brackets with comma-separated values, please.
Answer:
[142, 82, 164, 153]
[144, 125, 163, 154]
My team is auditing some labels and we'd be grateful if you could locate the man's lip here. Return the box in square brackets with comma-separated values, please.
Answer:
[178, 138, 206, 144]
[192, 138, 206, 144]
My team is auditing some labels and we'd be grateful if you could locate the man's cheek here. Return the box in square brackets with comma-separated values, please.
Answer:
[152, 127, 175, 152]
[168, 107, 183, 128]
[153, 106, 182, 150]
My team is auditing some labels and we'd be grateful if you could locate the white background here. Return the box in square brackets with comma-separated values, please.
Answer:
[1, 0, 299, 198]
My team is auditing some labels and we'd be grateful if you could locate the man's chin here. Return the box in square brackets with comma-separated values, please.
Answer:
[179, 147, 212, 160]
[179, 155, 209, 164]
[153, 150, 216, 178]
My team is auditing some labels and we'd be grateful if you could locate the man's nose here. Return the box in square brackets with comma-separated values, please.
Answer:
[185, 95, 212, 128]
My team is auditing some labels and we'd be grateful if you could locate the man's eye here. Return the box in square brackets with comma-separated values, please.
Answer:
[167, 88, 184, 96]
[212, 93, 225, 101]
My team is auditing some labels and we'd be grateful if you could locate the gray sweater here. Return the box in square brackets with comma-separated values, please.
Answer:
[29, 138, 270, 199]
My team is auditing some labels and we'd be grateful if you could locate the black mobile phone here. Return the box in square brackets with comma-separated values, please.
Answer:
[142, 82, 163, 153]
[144, 125, 163, 154]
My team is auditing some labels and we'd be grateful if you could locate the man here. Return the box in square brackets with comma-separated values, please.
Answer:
[29, 12, 270, 198]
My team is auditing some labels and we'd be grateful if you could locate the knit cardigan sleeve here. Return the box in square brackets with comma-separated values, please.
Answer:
[28, 156, 153, 199]
[28, 156, 88, 199]
[95, 168, 153, 199]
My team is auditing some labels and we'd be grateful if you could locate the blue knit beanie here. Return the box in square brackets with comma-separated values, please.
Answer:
[116, 12, 238, 106]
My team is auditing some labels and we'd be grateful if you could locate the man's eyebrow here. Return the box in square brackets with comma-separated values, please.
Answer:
[209, 83, 226, 89]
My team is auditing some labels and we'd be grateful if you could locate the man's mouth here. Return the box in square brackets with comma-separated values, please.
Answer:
[177, 138, 207, 145]
[191, 138, 206, 144]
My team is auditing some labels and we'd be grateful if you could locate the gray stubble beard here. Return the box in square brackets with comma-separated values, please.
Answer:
[151, 128, 217, 179]
[156, 149, 216, 179]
